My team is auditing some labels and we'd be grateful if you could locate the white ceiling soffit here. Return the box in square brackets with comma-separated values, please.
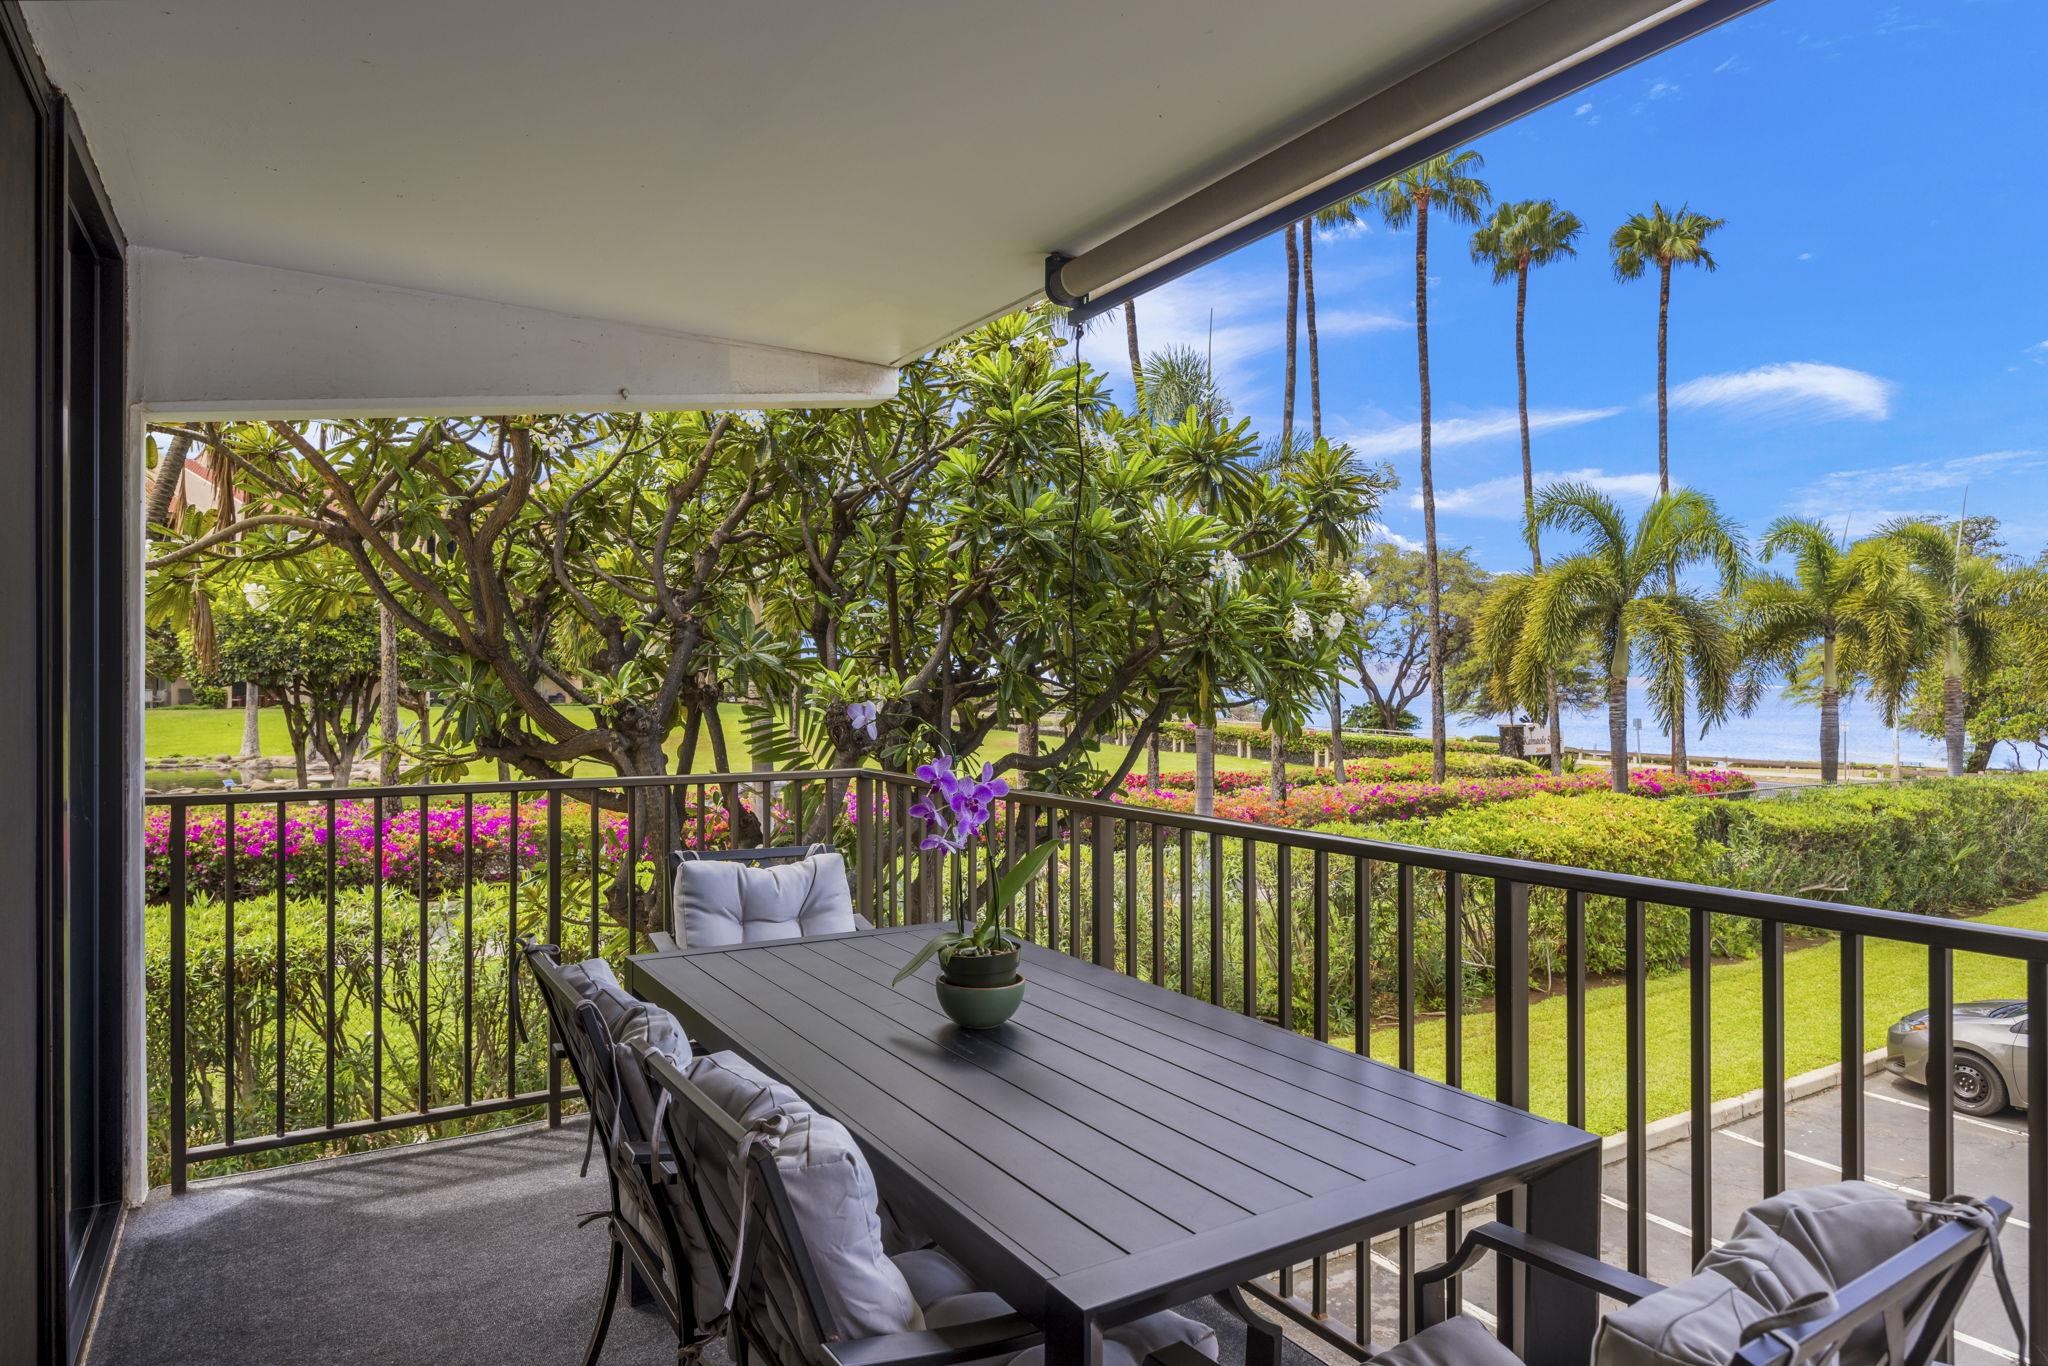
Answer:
[25, 0, 1756, 405]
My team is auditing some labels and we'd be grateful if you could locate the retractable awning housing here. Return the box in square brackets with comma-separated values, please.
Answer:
[24, 0, 1761, 418]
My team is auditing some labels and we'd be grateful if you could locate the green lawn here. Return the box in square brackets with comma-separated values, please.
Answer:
[1344, 892, 2048, 1136]
[145, 704, 1271, 778]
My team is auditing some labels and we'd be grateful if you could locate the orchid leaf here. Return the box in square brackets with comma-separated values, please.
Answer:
[890, 929, 966, 986]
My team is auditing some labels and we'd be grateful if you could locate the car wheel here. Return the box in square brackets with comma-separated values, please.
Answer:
[1952, 1052, 2009, 1117]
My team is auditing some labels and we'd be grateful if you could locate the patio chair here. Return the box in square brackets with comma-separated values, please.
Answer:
[1380, 1182, 2021, 1366]
[650, 843, 868, 953]
[518, 938, 702, 1366]
[634, 1043, 1223, 1366]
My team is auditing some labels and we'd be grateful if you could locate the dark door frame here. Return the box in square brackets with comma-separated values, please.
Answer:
[1, 4, 131, 1362]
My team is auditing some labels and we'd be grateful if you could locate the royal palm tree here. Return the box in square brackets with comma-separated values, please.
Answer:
[1301, 191, 1373, 444]
[1737, 519, 1935, 783]
[1281, 222, 1301, 451]
[1124, 302, 1146, 420]
[1884, 521, 2033, 776]
[1479, 484, 1745, 792]
[1611, 201, 1725, 773]
[1471, 198, 1582, 773]
[1374, 150, 1490, 782]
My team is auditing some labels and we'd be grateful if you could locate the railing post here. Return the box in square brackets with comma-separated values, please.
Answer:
[546, 794, 563, 1128]
[1493, 878, 1529, 1354]
[2028, 958, 2047, 1365]
[1090, 815, 1115, 968]
[856, 776, 877, 923]
[168, 806, 188, 1195]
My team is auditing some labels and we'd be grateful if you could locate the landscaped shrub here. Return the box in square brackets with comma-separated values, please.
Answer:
[1164, 720, 1498, 758]
[1698, 775, 2048, 915]
[1118, 766, 1751, 828]
[1118, 752, 1541, 798]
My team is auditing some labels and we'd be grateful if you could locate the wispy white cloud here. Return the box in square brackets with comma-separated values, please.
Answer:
[2028, 340, 2048, 364]
[1791, 449, 2045, 522]
[1337, 406, 1622, 459]
[1669, 362, 1894, 421]
[1368, 522, 1424, 553]
[1796, 251, 1814, 262]
[1421, 467, 1663, 518]
[1573, 102, 1594, 116]
[1315, 306, 1405, 338]
[1712, 56, 1741, 73]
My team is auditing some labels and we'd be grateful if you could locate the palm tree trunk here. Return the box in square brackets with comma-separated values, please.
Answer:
[1414, 197, 1448, 784]
[1304, 218, 1321, 443]
[1282, 223, 1300, 451]
[1819, 637, 1840, 783]
[1656, 261, 1672, 492]
[378, 603, 400, 784]
[1268, 733, 1286, 800]
[1328, 684, 1345, 781]
[1607, 674, 1630, 793]
[145, 431, 193, 528]
[1194, 725, 1216, 818]
[1124, 303, 1145, 421]
[1515, 260, 1565, 776]
[1943, 662, 1967, 779]
[1146, 731, 1160, 788]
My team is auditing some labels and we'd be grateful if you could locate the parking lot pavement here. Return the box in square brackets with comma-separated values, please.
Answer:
[1297, 1071, 2030, 1360]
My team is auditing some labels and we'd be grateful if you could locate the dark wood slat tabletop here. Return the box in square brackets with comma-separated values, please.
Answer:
[629, 924, 1601, 1366]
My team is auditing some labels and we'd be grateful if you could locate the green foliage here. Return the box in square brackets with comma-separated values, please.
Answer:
[1699, 776, 2048, 915]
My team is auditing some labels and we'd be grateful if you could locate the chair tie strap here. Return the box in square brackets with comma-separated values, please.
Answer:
[1908, 1196, 2025, 1360]
[723, 1114, 791, 1313]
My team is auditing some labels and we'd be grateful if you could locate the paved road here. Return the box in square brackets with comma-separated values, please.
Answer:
[1290, 1071, 2031, 1360]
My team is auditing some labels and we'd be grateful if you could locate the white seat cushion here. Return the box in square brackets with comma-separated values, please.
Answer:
[892, 1248, 1218, 1366]
[582, 972, 691, 1066]
[765, 1106, 922, 1338]
[1372, 1316, 1522, 1365]
[674, 851, 857, 947]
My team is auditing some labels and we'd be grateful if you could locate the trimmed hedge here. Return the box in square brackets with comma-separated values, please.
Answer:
[1164, 720, 1498, 759]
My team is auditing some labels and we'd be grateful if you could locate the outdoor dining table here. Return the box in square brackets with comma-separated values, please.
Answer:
[627, 924, 1603, 1366]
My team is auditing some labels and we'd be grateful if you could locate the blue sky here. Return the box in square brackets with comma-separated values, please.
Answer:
[1087, 0, 2047, 577]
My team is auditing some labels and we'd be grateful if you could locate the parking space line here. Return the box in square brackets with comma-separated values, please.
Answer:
[1719, 1129, 2032, 1230]
[1862, 1085, 2026, 1136]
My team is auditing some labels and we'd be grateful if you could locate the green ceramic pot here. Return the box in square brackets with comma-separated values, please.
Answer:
[934, 974, 1025, 1030]
[938, 938, 1020, 988]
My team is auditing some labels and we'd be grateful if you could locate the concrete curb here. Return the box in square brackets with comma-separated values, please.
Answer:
[1599, 1047, 1890, 1167]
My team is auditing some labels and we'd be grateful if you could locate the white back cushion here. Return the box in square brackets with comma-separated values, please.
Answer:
[674, 851, 856, 947]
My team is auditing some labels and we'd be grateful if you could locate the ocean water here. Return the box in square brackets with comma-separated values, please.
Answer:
[1344, 679, 2026, 769]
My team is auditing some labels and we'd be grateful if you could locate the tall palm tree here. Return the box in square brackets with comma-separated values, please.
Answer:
[1478, 484, 1745, 792]
[1737, 519, 1935, 783]
[1471, 198, 1582, 773]
[1301, 191, 1374, 444]
[1281, 222, 1301, 452]
[1373, 150, 1490, 781]
[1124, 302, 1146, 421]
[1884, 521, 2030, 777]
[1611, 201, 1725, 773]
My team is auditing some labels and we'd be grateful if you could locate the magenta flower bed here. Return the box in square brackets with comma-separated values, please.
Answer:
[1114, 766, 1752, 829]
[144, 794, 741, 903]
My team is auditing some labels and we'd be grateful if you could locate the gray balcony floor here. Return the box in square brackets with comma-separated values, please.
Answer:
[82, 1120, 1317, 1366]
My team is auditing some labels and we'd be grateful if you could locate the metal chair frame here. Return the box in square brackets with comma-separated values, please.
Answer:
[520, 937, 710, 1366]
[1412, 1198, 2012, 1366]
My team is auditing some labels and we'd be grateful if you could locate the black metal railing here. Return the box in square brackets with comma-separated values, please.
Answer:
[145, 768, 2048, 1360]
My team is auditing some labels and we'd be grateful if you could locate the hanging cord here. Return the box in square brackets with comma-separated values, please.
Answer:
[1907, 1196, 2025, 1359]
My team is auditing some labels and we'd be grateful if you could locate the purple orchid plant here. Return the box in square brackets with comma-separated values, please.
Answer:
[891, 753, 1058, 985]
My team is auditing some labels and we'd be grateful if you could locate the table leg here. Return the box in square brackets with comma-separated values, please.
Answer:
[1520, 1143, 1602, 1366]
[1216, 1285, 1283, 1366]
[1044, 1297, 1103, 1366]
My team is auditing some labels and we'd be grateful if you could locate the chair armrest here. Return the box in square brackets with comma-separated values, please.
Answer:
[1416, 1221, 1662, 1327]
[648, 930, 678, 952]
[853, 912, 875, 931]
[826, 1313, 1042, 1366]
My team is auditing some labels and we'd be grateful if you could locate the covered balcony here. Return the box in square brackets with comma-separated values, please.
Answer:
[1, 2, 2041, 1365]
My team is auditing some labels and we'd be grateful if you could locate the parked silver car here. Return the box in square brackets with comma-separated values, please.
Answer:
[1885, 1000, 2031, 1116]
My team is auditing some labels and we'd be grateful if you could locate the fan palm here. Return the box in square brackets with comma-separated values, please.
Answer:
[1374, 149, 1490, 781]
[1471, 198, 1582, 772]
[1481, 484, 1745, 792]
[1281, 222, 1301, 451]
[1884, 521, 2036, 776]
[1737, 519, 1936, 782]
